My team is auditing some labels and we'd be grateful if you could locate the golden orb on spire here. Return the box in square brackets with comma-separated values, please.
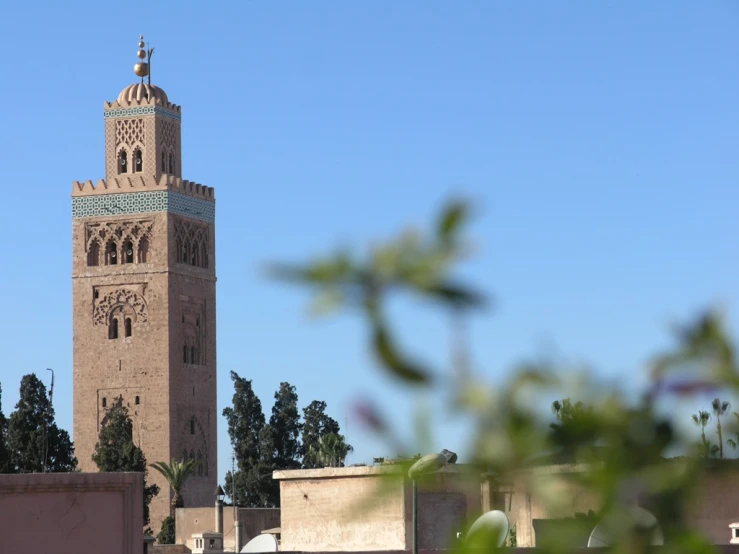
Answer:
[134, 34, 150, 78]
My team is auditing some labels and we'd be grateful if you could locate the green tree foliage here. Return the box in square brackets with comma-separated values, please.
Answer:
[150, 458, 199, 510]
[271, 199, 739, 553]
[0, 384, 10, 473]
[301, 400, 341, 468]
[223, 371, 275, 507]
[7, 374, 76, 473]
[270, 382, 302, 470]
[157, 516, 175, 545]
[306, 432, 353, 468]
[92, 397, 159, 527]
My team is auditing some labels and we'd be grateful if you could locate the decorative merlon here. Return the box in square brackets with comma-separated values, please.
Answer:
[72, 174, 214, 201]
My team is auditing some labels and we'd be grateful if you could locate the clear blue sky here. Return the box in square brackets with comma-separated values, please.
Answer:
[0, 1, 737, 493]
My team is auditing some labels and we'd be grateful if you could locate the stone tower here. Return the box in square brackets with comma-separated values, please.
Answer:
[71, 37, 217, 530]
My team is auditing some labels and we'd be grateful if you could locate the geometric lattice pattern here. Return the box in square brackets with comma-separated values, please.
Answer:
[160, 119, 178, 154]
[72, 191, 215, 224]
[93, 288, 149, 326]
[115, 119, 145, 147]
[104, 105, 181, 121]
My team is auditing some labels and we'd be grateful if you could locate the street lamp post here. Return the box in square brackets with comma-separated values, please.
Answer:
[407, 449, 458, 554]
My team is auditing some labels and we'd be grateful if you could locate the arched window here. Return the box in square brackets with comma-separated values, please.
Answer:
[190, 242, 198, 267]
[125, 240, 134, 264]
[102, 397, 107, 408]
[106, 242, 117, 265]
[124, 317, 132, 338]
[135, 395, 140, 405]
[161, 150, 166, 173]
[183, 241, 189, 265]
[175, 237, 183, 263]
[191, 346, 197, 365]
[190, 419, 195, 435]
[183, 345, 188, 364]
[109, 318, 119, 340]
[200, 242, 208, 269]
[119, 151, 128, 174]
[197, 450, 204, 476]
[169, 153, 175, 175]
[138, 236, 149, 263]
[133, 149, 143, 173]
[88, 241, 100, 267]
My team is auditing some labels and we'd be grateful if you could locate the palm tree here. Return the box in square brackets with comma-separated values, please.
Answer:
[691, 410, 712, 458]
[728, 412, 739, 451]
[712, 398, 730, 458]
[150, 458, 199, 510]
[308, 433, 353, 468]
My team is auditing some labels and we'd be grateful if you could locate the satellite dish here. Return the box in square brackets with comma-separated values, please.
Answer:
[241, 533, 278, 553]
[587, 506, 664, 547]
[465, 510, 510, 547]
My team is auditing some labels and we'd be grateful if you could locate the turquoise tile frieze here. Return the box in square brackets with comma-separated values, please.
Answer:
[104, 106, 181, 121]
[72, 191, 214, 223]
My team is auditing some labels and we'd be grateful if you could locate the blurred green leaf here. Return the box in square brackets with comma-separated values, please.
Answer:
[437, 200, 469, 243]
[371, 322, 431, 384]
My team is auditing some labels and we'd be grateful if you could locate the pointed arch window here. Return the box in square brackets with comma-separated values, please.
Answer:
[161, 150, 167, 173]
[88, 240, 100, 267]
[191, 242, 199, 267]
[138, 236, 149, 263]
[124, 317, 132, 338]
[102, 397, 107, 408]
[109, 318, 119, 340]
[133, 149, 143, 173]
[125, 240, 134, 264]
[169, 153, 175, 175]
[200, 242, 208, 269]
[106, 242, 118, 265]
[190, 419, 195, 435]
[119, 150, 128, 174]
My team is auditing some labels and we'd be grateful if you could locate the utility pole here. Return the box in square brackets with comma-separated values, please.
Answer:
[42, 368, 55, 473]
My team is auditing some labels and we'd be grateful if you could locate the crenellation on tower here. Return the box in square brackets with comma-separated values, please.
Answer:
[72, 36, 217, 532]
[72, 175, 215, 200]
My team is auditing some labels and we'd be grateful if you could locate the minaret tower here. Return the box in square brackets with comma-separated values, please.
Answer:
[71, 36, 217, 529]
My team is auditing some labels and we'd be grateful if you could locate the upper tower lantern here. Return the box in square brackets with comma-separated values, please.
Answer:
[103, 35, 182, 181]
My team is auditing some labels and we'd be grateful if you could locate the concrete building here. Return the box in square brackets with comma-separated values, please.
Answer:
[71, 36, 217, 529]
[274, 465, 483, 552]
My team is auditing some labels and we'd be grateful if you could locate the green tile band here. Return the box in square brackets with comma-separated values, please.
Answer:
[104, 106, 181, 121]
[72, 191, 214, 223]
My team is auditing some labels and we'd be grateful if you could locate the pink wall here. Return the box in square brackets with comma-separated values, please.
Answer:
[0, 472, 143, 554]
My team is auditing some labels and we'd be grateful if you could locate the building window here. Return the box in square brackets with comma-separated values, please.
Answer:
[183, 345, 188, 364]
[190, 419, 195, 435]
[138, 236, 149, 263]
[102, 397, 107, 408]
[106, 242, 118, 265]
[119, 151, 128, 174]
[161, 150, 166, 173]
[135, 395, 140, 405]
[109, 318, 119, 340]
[125, 240, 134, 264]
[133, 149, 143, 173]
[124, 317, 132, 338]
[191, 346, 197, 365]
[88, 240, 100, 266]
[169, 153, 175, 175]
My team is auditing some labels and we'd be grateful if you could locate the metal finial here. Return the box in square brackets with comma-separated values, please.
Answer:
[134, 34, 150, 83]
